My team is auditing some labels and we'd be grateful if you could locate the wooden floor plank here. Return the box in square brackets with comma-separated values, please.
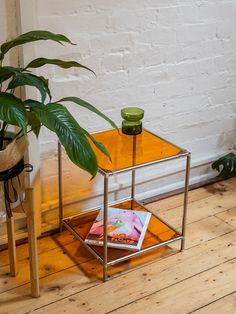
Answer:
[154, 188, 236, 229]
[148, 178, 236, 212]
[216, 207, 236, 229]
[173, 215, 233, 249]
[0, 231, 75, 268]
[192, 291, 236, 314]
[113, 258, 236, 314]
[21, 231, 236, 314]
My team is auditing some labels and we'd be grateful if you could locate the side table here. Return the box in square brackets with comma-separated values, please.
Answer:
[58, 129, 191, 281]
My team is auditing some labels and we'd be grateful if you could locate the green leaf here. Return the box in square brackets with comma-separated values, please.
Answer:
[212, 153, 236, 178]
[0, 30, 75, 60]
[7, 72, 51, 102]
[25, 57, 95, 74]
[58, 96, 118, 130]
[27, 100, 98, 176]
[39, 76, 51, 100]
[0, 66, 27, 83]
[0, 92, 27, 132]
[26, 111, 41, 137]
[82, 129, 111, 161]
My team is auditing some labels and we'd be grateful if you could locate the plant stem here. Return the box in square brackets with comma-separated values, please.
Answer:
[16, 124, 41, 140]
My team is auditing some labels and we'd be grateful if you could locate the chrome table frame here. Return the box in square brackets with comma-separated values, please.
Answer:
[58, 131, 191, 281]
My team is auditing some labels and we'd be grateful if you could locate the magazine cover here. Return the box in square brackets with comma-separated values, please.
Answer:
[85, 207, 151, 250]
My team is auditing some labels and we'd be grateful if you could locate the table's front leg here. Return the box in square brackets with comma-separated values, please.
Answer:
[103, 175, 109, 281]
[181, 153, 191, 251]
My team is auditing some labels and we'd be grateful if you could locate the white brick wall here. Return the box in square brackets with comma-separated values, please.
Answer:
[1, 1, 236, 228]
[0, 0, 18, 66]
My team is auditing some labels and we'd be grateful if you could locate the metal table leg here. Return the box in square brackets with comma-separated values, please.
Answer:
[103, 175, 109, 281]
[58, 142, 63, 233]
[181, 153, 191, 251]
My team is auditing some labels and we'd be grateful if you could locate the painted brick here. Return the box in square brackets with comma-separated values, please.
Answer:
[101, 53, 124, 73]
[176, 23, 217, 43]
[217, 21, 236, 39]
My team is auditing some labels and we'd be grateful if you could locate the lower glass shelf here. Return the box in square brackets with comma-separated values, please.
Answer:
[62, 200, 182, 266]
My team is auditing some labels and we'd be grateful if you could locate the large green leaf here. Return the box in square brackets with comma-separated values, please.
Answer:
[25, 58, 95, 74]
[27, 100, 98, 176]
[26, 99, 110, 161]
[212, 153, 236, 178]
[0, 30, 74, 60]
[58, 96, 118, 130]
[0, 66, 27, 83]
[0, 92, 27, 132]
[7, 72, 51, 102]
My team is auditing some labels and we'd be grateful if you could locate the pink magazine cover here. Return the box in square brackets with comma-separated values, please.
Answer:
[85, 207, 151, 250]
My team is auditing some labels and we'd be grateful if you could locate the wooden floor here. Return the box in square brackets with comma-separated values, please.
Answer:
[0, 178, 236, 314]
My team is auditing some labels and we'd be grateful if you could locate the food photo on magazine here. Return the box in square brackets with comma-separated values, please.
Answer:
[85, 207, 151, 250]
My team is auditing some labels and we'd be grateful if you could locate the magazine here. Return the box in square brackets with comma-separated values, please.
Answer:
[85, 207, 151, 250]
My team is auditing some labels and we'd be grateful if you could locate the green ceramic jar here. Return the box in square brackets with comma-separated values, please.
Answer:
[121, 107, 144, 135]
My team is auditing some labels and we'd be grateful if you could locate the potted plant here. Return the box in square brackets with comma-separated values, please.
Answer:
[0, 30, 117, 178]
[212, 153, 236, 178]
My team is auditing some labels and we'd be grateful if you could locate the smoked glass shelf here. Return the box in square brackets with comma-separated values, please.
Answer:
[63, 199, 181, 266]
[91, 128, 184, 174]
[58, 128, 191, 281]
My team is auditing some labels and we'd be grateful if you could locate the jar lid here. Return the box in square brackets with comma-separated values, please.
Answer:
[121, 107, 144, 121]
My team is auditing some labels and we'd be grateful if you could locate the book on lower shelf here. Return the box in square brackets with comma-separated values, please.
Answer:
[85, 206, 151, 250]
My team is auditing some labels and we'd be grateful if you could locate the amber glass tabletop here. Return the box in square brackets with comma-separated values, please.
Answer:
[91, 129, 185, 174]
